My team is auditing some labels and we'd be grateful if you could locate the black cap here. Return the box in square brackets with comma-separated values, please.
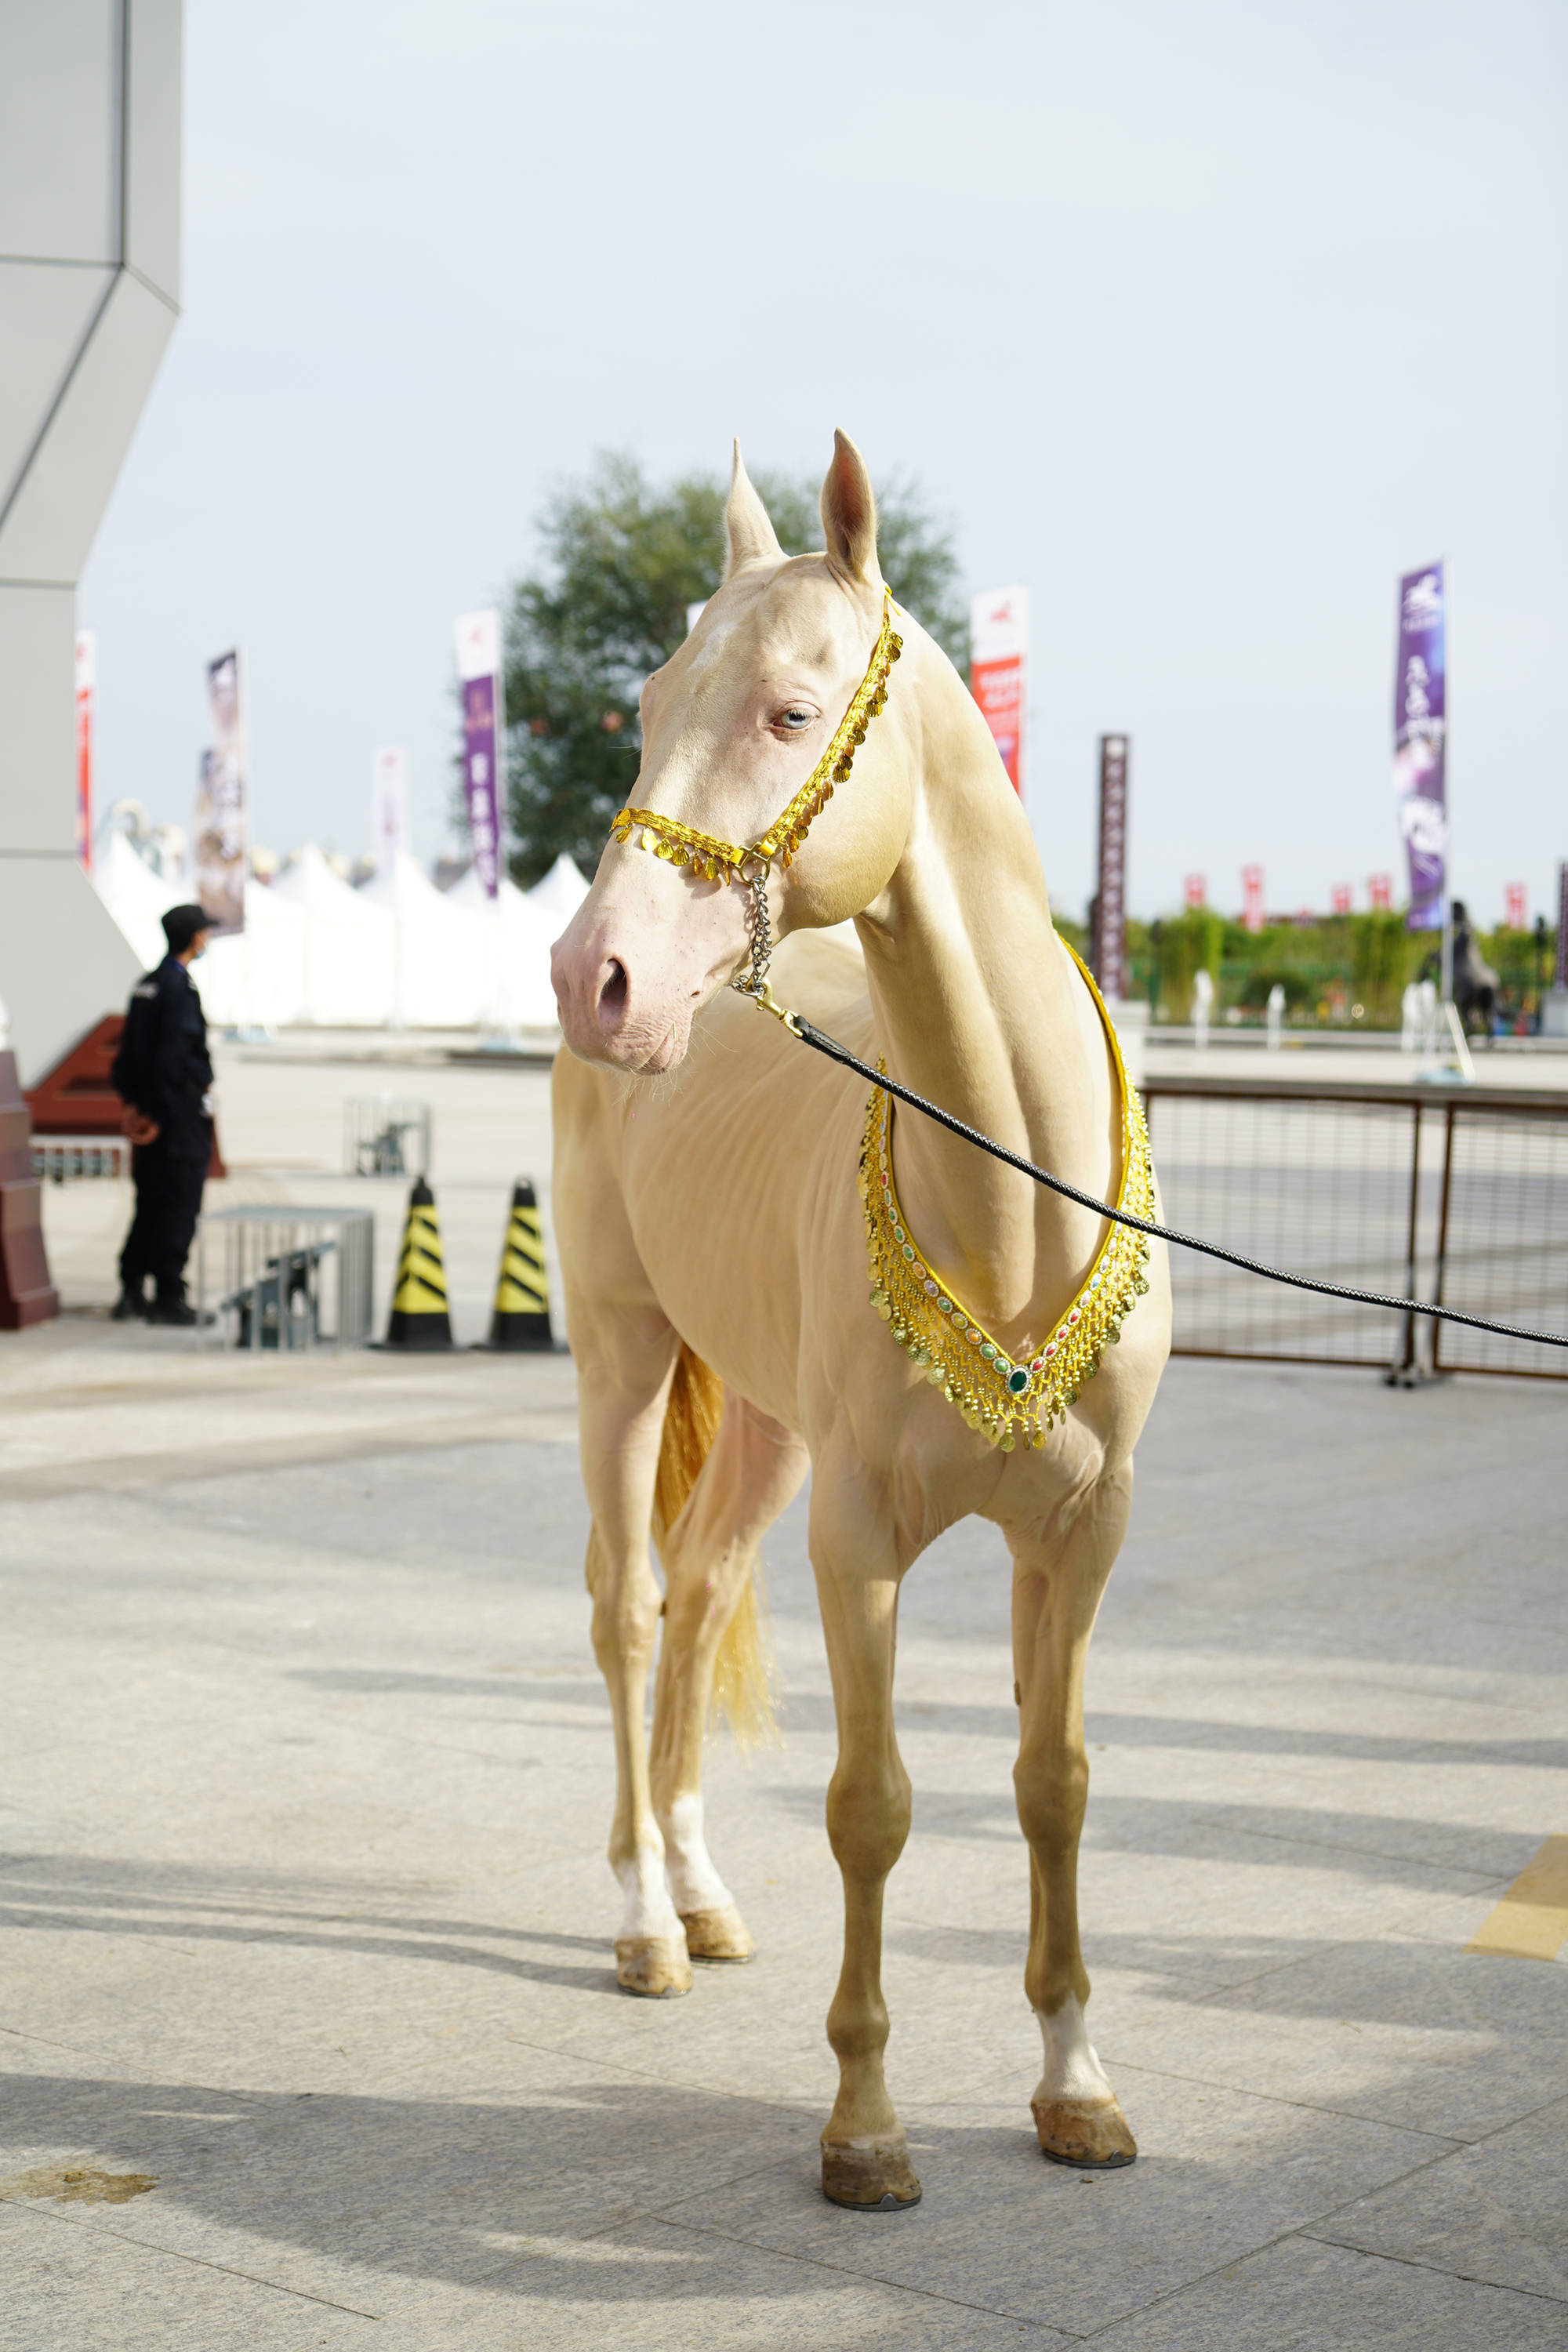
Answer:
[162, 903, 212, 953]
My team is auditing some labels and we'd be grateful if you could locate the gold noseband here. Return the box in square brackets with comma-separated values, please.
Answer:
[608, 587, 902, 884]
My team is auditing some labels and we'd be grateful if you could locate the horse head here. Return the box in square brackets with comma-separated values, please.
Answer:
[550, 431, 914, 1071]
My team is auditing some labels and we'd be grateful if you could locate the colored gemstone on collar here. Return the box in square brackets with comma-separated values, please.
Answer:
[1008, 1367, 1029, 1394]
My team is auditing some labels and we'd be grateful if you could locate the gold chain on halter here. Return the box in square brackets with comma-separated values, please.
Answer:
[608, 588, 903, 884]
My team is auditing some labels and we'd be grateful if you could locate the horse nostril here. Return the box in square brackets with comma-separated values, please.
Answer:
[596, 959, 629, 1035]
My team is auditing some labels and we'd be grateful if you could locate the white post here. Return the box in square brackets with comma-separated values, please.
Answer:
[1192, 967, 1213, 1051]
[1266, 982, 1284, 1051]
[240, 882, 254, 1035]
[390, 891, 405, 1032]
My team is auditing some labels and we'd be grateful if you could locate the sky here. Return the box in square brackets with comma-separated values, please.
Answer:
[79, 0, 1566, 925]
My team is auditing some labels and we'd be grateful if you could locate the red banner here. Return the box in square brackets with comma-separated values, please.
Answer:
[1183, 873, 1206, 910]
[1241, 865, 1265, 934]
[969, 586, 1028, 797]
[1504, 882, 1526, 930]
[1368, 873, 1392, 911]
[1331, 882, 1351, 916]
[74, 630, 95, 871]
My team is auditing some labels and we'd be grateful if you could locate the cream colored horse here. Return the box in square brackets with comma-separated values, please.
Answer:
[550, 431, 1171, 2209]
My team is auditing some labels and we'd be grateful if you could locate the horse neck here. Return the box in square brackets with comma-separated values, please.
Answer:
[852, 641, 1113, 1334]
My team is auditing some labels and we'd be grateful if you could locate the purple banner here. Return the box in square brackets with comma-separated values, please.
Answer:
[462, 673, 500, 898]
[456, 608, 503, 900]
[1393, 563, 1446, 931]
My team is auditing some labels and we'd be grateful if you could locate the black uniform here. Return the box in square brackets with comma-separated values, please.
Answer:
[111, 956, 214, 1305]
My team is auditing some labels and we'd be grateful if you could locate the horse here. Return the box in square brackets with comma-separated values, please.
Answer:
[550, 431, 1173, 2209]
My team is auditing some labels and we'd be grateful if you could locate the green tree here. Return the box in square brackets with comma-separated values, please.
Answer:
[495, 452, 970, 886]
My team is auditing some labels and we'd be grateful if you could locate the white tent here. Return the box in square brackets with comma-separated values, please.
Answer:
[91, 833, 564, 1032]
[92, 830, 183, 971]
[267, 845, 394, 1024]
[197, 883, 307, 1028]
[525, 853, 590, 931]
[358, 852, 486, 1026]
[448, 866, 561, 1026]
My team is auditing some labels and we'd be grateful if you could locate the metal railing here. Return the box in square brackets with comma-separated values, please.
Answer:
[196, 1207, 375, 1352]
[1141, 1077, 1568, 1381]
[32, 1135, 129, 1182]
[343, 1096, 431, 1180]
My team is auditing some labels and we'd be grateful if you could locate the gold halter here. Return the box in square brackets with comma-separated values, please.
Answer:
[608, 587, 902, 884]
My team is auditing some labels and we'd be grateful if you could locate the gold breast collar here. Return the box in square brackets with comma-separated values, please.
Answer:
[861, 941, 1156, 1452]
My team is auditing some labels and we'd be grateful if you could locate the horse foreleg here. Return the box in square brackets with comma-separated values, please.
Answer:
[578, 1332, 689, 1996]
[809, 1453, 921, 2209]
[650, 1398, 808, 1962]
[1007, 1468, 1137, 2166]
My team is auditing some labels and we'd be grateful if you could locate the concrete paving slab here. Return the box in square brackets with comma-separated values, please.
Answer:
[1312, 2091, 1568, 2301]
[1087, 2229, 1568, 2350]
[377, 2213, 1078, 2349]
[0, 2192, 377, 2345]
[654, 2062, 1445, 2337]
[1095, 1929, 1568, 2142]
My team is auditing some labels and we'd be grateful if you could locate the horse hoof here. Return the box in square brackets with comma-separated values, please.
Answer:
[821, 2135, 923, 2209]
[614, 1935, 692, 1998]
[679, 1904, 755, 1962]
[1032, 2093, 1137, 2169]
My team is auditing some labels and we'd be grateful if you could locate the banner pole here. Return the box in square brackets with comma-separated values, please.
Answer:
[1440, 551, 1454, 1014]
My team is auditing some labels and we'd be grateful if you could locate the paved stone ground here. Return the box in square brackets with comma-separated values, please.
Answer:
[0, 1315, 1563, 2349]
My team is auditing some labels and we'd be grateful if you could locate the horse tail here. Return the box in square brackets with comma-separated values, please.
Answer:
[652, 1341, 779, 1752]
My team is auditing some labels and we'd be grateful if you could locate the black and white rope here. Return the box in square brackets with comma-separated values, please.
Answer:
[785, 1014, 1568, 1353]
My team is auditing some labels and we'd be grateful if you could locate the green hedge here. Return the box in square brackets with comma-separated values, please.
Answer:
[1053, 907, 1559, 1029]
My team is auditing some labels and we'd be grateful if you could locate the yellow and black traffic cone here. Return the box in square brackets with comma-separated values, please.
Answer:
[481, 1177, 554, 1350]
[383, 1177, 454, 1348]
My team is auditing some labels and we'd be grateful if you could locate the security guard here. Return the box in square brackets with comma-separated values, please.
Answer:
[110, 903, 216, 1325]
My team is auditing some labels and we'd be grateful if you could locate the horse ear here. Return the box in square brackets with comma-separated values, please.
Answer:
[722, 441, 783, 579]
[820, 427, 879, 586]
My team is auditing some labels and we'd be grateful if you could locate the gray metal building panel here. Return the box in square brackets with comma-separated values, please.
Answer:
[125, 0, 183, 299]
[0, 0, 182, 1083]
[0, 263, 116, 514]
[0, 585, 75, 849]
[0, 269, 176, 580]
[0, 859, 140, 1083]
[0, 0, 124, 263]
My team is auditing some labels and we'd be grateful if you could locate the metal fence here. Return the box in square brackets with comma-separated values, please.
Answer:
[32, 1135, 129, 1182]
[1142, 1077, 1568, 1381]
[1432, 1106, 1568, 1379]
[343, 1097, 431, 1180]
[196, 1207, 375, 1352]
